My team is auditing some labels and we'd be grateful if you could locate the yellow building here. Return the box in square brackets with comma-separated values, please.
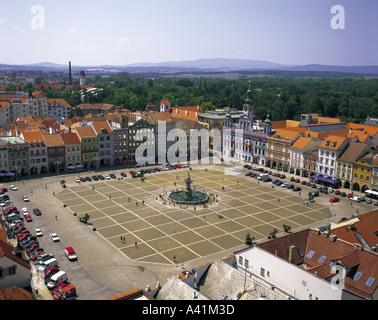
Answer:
[352, 151, 375, 192]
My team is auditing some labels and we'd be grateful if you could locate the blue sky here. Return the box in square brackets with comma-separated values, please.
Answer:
[0, 0, 377, 66]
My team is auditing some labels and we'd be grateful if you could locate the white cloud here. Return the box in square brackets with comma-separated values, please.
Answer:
[68, 27, 86, 35]
[0, 18, 8, 25]
[68, 27, 77, 34]
[116, 37, 128, 44]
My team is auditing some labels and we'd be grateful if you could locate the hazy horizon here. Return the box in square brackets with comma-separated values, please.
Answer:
[0, 0, 377, 66]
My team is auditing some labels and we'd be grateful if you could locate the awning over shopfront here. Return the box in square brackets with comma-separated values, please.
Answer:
[310, 175, 339, 185]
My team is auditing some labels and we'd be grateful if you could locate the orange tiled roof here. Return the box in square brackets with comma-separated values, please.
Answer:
[0, 287, 34, 300]
[291, 136, 313, 149]
[47, 98, 72, 108]
[60, 131, 81, 145]
[320, 135, 348, 150]
[74, 125, 97, 138]
[91, 121, 112, 135]
[42, 133, 64, 147]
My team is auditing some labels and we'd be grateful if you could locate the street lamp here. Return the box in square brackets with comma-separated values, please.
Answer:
[55, 161, 62, 178]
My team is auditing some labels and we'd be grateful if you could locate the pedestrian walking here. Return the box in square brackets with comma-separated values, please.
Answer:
[135, 241, 138, 247]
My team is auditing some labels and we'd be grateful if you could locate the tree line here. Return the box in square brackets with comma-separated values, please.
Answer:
[16, 73, 378, 124]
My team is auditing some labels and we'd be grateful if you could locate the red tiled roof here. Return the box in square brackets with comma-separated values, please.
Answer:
[0, 239, 31, 270]
[0, 287, 34, 300]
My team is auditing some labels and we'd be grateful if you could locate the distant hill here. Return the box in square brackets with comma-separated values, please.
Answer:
[1, 58, 378, 75]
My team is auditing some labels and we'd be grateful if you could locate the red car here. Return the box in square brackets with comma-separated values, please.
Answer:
[301, 180, 307, 185]
[80, 177, 86, 182]
[41, 266, 60, 280]
[329, 197, 340, 203]
[335, 190, 341, 195]
[24, 214, 33, 222]
[0, 188, 7, 195]
[129, 171, 135, 175]
[175, 164, 182, 168]
[155, 168, 161, 172]
[295, 179, 301, 183]
[26, 244, 39, 253]
[347, 193, 353, 198]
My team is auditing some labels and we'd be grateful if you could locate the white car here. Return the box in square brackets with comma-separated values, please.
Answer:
[50, 233, 60, 242]
[23, 196, 29, 202]
[104, 174, 110, 179]
[9, 185, 17, 191]
[281, 183, 288, 188]
[21, 207, 29, 215]
[35, 229, 43, 237]
[75, 178, 80, 183]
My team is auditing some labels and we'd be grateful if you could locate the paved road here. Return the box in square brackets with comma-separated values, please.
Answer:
[3, 164, 376, 300]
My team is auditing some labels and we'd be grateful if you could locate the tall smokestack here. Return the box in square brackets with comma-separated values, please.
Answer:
[68, 61, 72, 85]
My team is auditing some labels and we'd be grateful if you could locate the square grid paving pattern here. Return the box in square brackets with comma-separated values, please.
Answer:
[56, 168, 332, 265]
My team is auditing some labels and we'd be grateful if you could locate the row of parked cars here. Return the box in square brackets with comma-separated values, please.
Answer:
[1, 192, 77, 300]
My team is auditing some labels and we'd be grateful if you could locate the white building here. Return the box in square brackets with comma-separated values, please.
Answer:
[234, 228, 378, 300]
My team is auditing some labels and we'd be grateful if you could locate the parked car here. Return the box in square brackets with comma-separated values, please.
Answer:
[98, 175, 104, 180]
[373, 200, 378, 206]
[104, 174, 110, 179]
[92, 175, 99, 181]
[21, 208, 29, 215]
[366, 198, 372, 204]
[293, 187, 302, 192]
[335, 190, 341, 195]
[329, 197, 340, 203]
[79, 177, 86, 182]
[35, 228, 43, 237]
[290, 177, 295, 182]
[75, 178, 80, 183]
[295, 179, 300, 183]
[301, 180, 307, 185]
[280, 174, 286, 179]
[24, 214, 33, 222]
[359, 196, 366, 202]
[0, 188, 7, 194]
[340, 192, 347, 197]
[47, 271, 68, 289]
[311, 184, 317, 188]
[286, 184, 294, 189]
[9, 185, 18, 191]
[41, 266, 60, 281]
[350, 196, 361, 202]
[33, 208, 42, 216]
[85, 177, 92, 181]
[50, 233, 60, 242]
[65, 247, 77, 261]
[52, 283, 76, 300]
[120, 172, 126, 177]
[110, 174, 116, 179]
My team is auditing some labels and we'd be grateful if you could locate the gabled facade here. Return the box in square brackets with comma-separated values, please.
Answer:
[0, 231, 31, 290]
[60, 131, 82, 171]
[20, 130, 48, 175]
[91, 121, 114, 167]
[73, 125, 98, 169]
[223, 84, 272, 165]
[352, 151, 376, 192]
[317, 135, 349, 179]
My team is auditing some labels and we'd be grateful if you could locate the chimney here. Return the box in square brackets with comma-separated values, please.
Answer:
[353, 243, 363, 251]
[322, 230, 330, 238]
[313, 228, 320, 235]
[349, 223, 356, 230]
[68, 61, 72, 85]
[330, 234, 337, 242]
[288, 245, 295, 263]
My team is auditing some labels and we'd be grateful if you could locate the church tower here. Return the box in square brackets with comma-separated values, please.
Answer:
[160, 98, 171, 113]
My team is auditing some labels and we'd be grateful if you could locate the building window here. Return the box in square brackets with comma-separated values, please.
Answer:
[260, 268, 265, 277]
